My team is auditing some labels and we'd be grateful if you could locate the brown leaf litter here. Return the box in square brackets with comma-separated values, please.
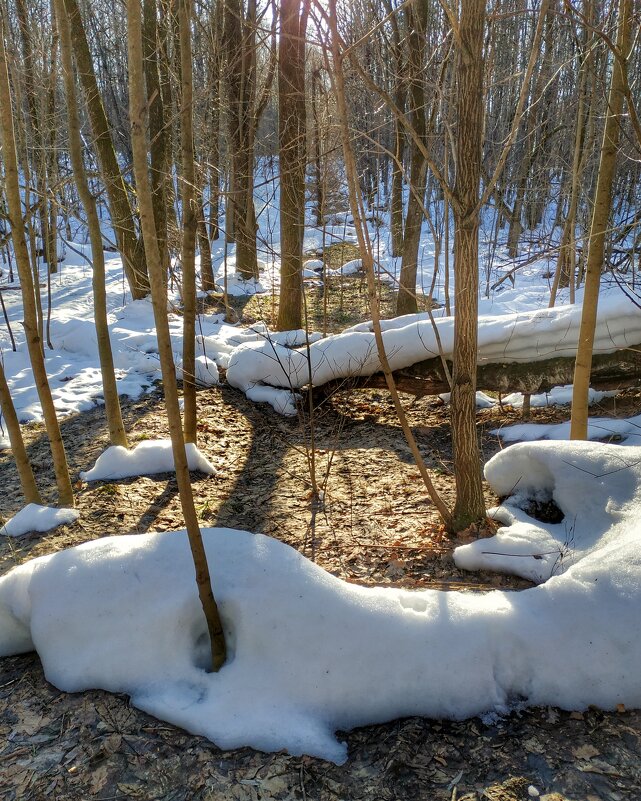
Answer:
[1, 384, 641, 800]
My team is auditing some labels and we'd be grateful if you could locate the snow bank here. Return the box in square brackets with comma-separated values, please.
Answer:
[2, 441, 641, 762]
[80, 439, 215, 481]
[1, 504, 79, 537]
[225, 294, 641, 414]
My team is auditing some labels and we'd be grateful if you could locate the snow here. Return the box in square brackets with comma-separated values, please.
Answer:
[2, 180, 641, 764]
[0, 199, 637, 421]
[1, 504, 79, 538]
[1, 440, 641, 762]
[176, 354, 220, 387]
[327, 258, 363, 276]
[500, 385, 616, 409]
[493, 413, 641, 445]
[224, 294, 641, 414]
[80, 439, 216, 481]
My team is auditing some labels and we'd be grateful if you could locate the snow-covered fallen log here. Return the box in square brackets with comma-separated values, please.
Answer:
[1, 441, 640, 763]
[341, 341, 641, 398]
[224, 295, 641, 414]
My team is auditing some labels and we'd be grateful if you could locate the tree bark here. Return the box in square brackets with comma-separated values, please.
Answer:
[450, 0, 487, 531]
[143, 0, 171, 279]
[0, 13, 74, 507]
[63, 0, 150, 299]
[55, 0, 128, 448]
[397, 0, 428, 316]
[127, 0, 226, 671]
[223, 0, 258, 279]
[179, 0, 198, 444]
[277, 0, 309, 331]
[571, 0, 632, 440]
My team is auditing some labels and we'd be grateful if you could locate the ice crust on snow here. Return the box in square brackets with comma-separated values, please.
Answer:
[1, 504, 79, 537]
[80, 439, 215, 481]
[1, 440, 641, 762]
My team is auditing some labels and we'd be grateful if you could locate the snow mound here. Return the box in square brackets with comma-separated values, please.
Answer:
[80, 439, 216, 481]
[327, 258, 363, 276]
[2, 441, 641, 762]
[176, 354, 220, 387]
[1, 504, 79, 537]
[500, 385, 615, 409]
[492, 413, 641, 446]
[454, 440, 641, 582]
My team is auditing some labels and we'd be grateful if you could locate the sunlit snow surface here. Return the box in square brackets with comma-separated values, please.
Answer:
[2, 225, 640, 420]
[1, 441, 640, 762]
[1, 504, 79, 538]
[493, 414, 641, 447]
[79, 439, 216, 481]
[224, 296, 641, 414]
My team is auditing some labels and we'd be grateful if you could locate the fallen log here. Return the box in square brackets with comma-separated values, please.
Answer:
[314, 344, 641, 399]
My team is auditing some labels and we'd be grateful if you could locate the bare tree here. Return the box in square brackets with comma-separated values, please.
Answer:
[571, 0, 633, 440]
[55, 0, 128, 448]
[448, 0, 487, 530]
[179, 0, 199, 444]
[276, 0, 310, 330]
[63, 0, 151, 298]
[127, 0, 226, 671]
[0, 8, 74, 507]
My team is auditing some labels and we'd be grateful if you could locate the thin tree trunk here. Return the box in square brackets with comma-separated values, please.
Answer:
[277, 0, 309, 331]
[179, 0, 198, 444]
[127, 0, 225, 671]
[0, 359, 42, 505]
[198, 191, 216, 291]
[223, 0, 258, 280]
[570, 0, 632, 440]
[63, 0, 150, 299]
[0, 13, 74, 507]
[326, 0, 452, 530]
[55, 0, 128, 448]
[143, 0, 171, 278]
[397, 0, 428, 316]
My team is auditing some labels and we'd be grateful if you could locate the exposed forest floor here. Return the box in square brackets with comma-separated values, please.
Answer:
[2, 378, 641, 801]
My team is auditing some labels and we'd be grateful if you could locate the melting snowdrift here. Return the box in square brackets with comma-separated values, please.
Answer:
[1, 441, 640, 763]
[79, 439, 216, 481]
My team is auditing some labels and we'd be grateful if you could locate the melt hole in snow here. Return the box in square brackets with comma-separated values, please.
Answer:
[192, 627, 212, 672]
[521, 496, 564, 524]
[399, 594, 428, 613]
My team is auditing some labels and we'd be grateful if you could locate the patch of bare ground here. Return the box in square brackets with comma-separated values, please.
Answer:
[1, 382, 641, 801]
